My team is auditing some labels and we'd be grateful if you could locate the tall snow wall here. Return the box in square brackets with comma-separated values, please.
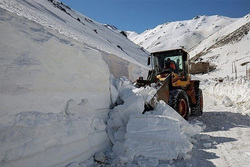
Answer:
[0, 9, 112, 167]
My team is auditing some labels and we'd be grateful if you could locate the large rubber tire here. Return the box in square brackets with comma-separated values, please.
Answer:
[191, 89, 203, 116]
[168, 89, 189, 120]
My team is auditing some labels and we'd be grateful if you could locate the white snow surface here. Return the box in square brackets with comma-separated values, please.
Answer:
[128, 15, 237, 52]
[190, 14, 250, 57]
[106, 77, 201, 166]
[128, 14, 250, 79]
[0, 0, 149, 67]
[203, 76, 250, 114]
[1, 0, 250, 167]
[189, 14, 250, 78]
[0, 0, 148, 166]
[0, 6, 111, 167]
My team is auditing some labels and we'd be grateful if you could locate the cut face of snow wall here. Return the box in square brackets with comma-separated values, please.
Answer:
[0, 9, 110, 167]
[102, 53, 148, 82]
[0, 9, 110, 116]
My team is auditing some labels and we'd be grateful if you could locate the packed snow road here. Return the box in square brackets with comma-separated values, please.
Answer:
[184, 92, 250, 167]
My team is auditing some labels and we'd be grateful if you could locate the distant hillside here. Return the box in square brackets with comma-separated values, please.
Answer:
[190, 14, 250, 78]
[128, 14, 250, 78]
[127, 15, 237, 53]
[190, 14, 250, 59]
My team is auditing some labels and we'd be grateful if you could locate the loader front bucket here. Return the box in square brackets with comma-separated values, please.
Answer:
[143, 74, 171, 112]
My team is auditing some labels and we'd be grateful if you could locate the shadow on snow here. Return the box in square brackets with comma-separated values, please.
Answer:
[194, 111, 250, 132]
[177, 111, 250, 166]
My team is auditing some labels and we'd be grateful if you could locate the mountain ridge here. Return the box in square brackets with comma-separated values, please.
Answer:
[127, 15, 238, 53]
[127, 14, 250, 78]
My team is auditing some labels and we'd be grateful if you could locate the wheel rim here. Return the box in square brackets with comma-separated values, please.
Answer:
[179, 99, 187, 117]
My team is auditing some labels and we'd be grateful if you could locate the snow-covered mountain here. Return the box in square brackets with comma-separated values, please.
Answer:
[128, 15, 237, 52]
[190, 14, 250, 78]
[128, 14, 250, 78]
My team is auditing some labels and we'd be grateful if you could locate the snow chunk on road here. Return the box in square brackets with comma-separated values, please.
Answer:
[107, 77, 201, 164]
[154, 101, 202, 138]
[125, 114, 193, 161]
[222, 95, 233, 107]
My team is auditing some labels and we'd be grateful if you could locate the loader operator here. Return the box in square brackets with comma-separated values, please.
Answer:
[164, 58, 176, 72]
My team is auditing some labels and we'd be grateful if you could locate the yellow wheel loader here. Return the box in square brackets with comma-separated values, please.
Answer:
[136, 49, 203, 120]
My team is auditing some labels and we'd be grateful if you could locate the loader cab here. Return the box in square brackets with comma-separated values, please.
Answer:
[150, 49, 189, 80]
[139, 49, 203, 119]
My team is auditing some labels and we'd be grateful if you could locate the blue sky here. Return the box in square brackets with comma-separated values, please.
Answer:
[59, 0, 250, 33]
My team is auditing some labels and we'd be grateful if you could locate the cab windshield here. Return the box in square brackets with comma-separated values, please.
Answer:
[153, 54, 183, 74]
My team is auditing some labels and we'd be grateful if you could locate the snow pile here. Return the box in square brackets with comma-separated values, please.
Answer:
[108, 76, 145, 156]
[106, 77, 201, 166]
[204, 76, 250, 113]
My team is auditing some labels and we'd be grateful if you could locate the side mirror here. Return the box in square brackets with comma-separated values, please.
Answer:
[147, 56, 151, 66]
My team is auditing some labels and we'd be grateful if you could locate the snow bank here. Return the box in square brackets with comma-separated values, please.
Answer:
[0, 9, 110, 167]
[204, 76, 250, 114]
[107, 77, 201, 166]
[0, 1, 149, 165]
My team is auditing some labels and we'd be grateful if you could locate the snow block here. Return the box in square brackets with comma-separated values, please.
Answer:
[222, 96, 233, 107]
[125, 114, 193, 161]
